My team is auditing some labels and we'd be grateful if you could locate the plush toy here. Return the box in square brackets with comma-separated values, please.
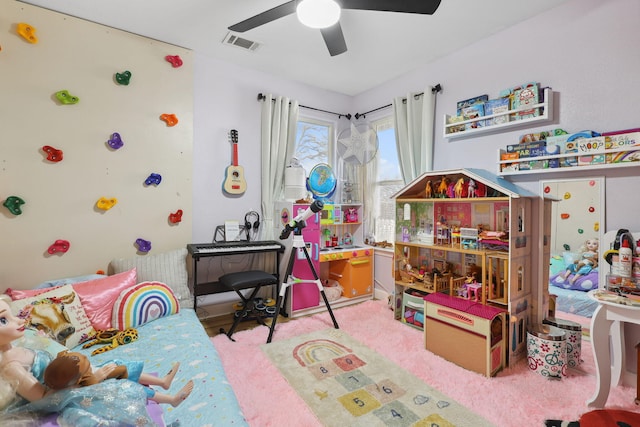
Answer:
[44, 350, 128, 390]
[82, 328, 138, 355]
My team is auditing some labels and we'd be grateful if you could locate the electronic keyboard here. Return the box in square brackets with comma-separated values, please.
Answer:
[187, 240, 284, 258]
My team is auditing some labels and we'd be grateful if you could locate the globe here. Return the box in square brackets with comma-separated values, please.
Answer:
[307, 163, 337, 201]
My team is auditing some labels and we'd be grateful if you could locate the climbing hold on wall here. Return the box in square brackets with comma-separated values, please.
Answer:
[594, 222, 600, 232]
[560, 213, 570, 219]
[96, 197, 117, 210]
[135, 238, 152, 253]
[544, 186, 550, 193]
[17, 23, 38, 43]
[160, 113, 178, 127]
[563, 192, 571, 200]
[55, 90, 79, 105]
[47, 239, 70, 254]
[563, 244, 570, 251]
[107, 132, 124, 150]
[169, 209, 183, 224]
[96, 270, 105, 275]
[588, 206, 595, 213]
[144, 173, 162, 186]
[578, 229, 584, 234]
[115, 70, 132, 85]
[589, 180, 596, 186]
[3, 196, 25, 215]
[165, 55, 183, 68]
[42, 145, 63, 162]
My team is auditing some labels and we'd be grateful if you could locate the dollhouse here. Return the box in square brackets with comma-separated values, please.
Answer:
[392, 168, 552, 369]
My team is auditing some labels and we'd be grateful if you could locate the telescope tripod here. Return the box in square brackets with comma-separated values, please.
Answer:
[267, 233, 339, 343]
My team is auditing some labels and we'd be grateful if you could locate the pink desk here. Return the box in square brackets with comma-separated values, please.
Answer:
[587, 290, 640, 407]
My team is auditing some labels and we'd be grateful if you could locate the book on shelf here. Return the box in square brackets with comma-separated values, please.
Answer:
[460, 103, 485, 130]
[483, 98, 510, 126]
[512, 84, 540, 120]
[446, 115, 466, 134]
[456, 94, 488, 114]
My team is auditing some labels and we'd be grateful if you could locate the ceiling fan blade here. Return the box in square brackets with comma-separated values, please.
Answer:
[228, 1, 297, 32]
[320, 23, 348, 57]
[339, 0, 442, 15]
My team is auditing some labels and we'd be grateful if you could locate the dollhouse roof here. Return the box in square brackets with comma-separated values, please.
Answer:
[392, 168, 539, 200]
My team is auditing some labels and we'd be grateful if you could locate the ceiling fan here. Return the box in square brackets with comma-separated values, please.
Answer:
[228, 0, 442, 57]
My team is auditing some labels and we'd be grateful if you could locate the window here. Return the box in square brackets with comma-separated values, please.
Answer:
[370, 116, 403, 244]
[294, 117, 334, 173]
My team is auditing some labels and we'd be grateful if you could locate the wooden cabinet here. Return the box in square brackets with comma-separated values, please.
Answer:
[392, 168, 551, 367]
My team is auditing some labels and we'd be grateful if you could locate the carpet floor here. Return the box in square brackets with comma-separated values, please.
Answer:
[262, 327, 493, 426]
[212, 299, 638, 427]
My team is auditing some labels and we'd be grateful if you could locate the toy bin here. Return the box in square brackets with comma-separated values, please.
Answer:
[543, 317, 582, 368]
[527, 324, 567, 379]
[402, 288, 427, 330]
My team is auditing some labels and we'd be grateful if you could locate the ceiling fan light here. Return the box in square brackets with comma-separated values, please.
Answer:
[296, 0, 341, 29]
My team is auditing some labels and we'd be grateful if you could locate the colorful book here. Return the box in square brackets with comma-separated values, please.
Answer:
[512, 84, 540, 120]
[446, 115, 466, 134]
[460, 103, 485, 130]
[456, 94, 488, 115]
[483, 98, 510, 126]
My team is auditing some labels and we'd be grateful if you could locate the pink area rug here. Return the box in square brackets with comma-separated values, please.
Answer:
[212, 299, 638, 427]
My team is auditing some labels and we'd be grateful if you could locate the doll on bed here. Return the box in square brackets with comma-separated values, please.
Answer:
[0, 294, 191, 425]
[44, 350, 194, 407]
[559, 238, 599, 285]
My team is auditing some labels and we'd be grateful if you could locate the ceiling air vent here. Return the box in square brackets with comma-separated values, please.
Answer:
[223, 32, 260, 52]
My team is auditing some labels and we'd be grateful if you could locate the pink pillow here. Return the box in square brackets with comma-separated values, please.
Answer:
[74, 269, 137, 330]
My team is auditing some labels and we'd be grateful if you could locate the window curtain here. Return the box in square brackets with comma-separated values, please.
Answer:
[363, 152, 376, 242]
[260, 94, 299, 240]
[392, 87, 436, 184]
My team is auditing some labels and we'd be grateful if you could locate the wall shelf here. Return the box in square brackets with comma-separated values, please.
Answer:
[443, 88, 553, 141]
[497, 143, 640, 176]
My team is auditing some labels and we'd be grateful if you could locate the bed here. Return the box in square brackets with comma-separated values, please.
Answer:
[2, 248, 248, 427]
[548, 253, 599, 318]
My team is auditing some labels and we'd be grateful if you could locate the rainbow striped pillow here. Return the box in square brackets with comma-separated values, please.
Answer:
[112, 281, 179, 330]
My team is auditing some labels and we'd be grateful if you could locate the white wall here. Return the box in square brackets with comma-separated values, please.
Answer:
[1, 3, 193, 288]
[352, 0, 640, 234]
[191, 55, 352, 289]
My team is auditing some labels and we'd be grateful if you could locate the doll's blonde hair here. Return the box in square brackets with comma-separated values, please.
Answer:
[0, 295, 19, 411]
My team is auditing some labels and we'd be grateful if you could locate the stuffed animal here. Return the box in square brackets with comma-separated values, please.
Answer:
[82, 328, 138, 355]
[44, 350, 128, 390]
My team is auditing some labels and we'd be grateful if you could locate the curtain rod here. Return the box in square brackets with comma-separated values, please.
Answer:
[257, 93, 351, 120]
[354, 83, 442, 120]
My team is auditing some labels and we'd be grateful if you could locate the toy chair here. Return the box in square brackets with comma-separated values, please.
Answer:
[450, 276, 468, 298]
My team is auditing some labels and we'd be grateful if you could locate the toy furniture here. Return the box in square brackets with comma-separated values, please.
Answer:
[219, 270, 279, 340]
[424, 292, 506, 377]
[275, 201, 373, 319]
[466, 282, 483, 302]
[392, 168, 551, 367]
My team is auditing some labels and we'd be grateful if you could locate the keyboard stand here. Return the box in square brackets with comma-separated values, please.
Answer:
[187, 241, 284, 313]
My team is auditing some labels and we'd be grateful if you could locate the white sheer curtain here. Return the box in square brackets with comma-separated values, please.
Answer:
[260, 94, 299, 239]
[393, 87, 436, 184]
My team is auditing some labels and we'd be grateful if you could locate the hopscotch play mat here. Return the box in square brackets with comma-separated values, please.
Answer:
[261, 328, 494, 427]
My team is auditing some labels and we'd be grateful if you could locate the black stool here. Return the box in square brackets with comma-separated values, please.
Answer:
[219, 270, 278, 341]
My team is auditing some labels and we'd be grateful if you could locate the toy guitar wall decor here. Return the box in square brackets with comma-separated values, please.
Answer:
[223, 129, 246, 195]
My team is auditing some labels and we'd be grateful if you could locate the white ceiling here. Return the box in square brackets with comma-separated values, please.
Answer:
[19, 0, 568, 96]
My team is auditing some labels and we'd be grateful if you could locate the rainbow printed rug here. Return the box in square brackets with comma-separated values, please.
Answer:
[261, 328, 494, 427]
